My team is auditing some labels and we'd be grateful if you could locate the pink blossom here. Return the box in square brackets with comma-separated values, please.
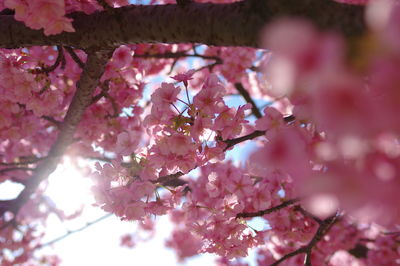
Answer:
[251, 182, 272, 211]
[128, 181, 155, 201]
[171, 69, 195, 87]
[193, 74, 226, 116]
[255, 107, 284, 131]
[115, 131, 140, 156]
[146, 200, 170, 215]
[6, 0, 75, 35]
[4, 0, 29, 21]
[120, 234, 135, 248]
[151, 82, 180, 107]
[225, 173, 253, 200]
[213, 104, 251, 140]
[250, 126, 312, 181]
[165, 229, 202, 261]
[111, 45, 133, 69]
[123, 201, 146, 220]
[167, 133, 195, 156]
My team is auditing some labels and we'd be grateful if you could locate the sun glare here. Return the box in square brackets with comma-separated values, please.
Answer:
[45, 158, 94, 214]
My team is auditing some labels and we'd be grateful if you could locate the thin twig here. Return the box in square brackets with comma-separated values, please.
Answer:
[223, 130, 265, 151]
[0, 157, 46, 166]
[271, 212, 341, 266]
[31, 46, 64, 74]
[40, 214, 112, 247]
[151, 114, 293, 188]
[294, 205, 322, 224]
[153, 131, 268, 187]
[41, 115, 62, 128]
[155, 171, 185, 184]
[0, 167, 35, 174]
[87, 156, 113, 163]
[134, 51, 221, 62]
[236, 198, 300, 219]
[64, 46, 85, 69]
[235, 83, 262, 119]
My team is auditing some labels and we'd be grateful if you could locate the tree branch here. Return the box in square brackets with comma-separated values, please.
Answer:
[155, 114, 294, 186]
[96, 0, 113, 11]
[0, 167, 35, 174]
[30, 46, 64, 74]
[134, 51, 222, 62]
[0, 156, 45, 166]
[294, 205, 322, 225]
[39, 214, 112, 247]
[156, 171, 185, 184]
[0, 0, 364, 49]
[64, 46, 85, 69]
[0, 50, 113, 217]
[224, 130, 266, 151]
[236, 198, 300, 219]
[41, 115, 62, 128]
[271, 212, 341, 266]
[235, 82, 262, 119]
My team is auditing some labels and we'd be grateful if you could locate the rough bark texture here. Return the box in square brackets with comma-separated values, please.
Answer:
[0, 0, 365, 49]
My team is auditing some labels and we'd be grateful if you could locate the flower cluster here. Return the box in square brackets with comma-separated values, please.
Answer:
[4, 0, 74, 35]
[141, 72, 250, 179]
[91, 72, 251, 222]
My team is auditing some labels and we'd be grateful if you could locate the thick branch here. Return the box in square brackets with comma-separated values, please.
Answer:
[0, 0, 364, 49]
[0, 50, 112, 216]
[134, 51, 222, 62]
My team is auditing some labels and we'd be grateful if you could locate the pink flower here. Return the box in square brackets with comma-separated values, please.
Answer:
[6, 0, 75, 35]
[213, 104, 250, 140]
[255, 107, 284, 131]
[250, 126, 312, 181]
[4, 0, 29, 21]
[120, 234, 135, 248]
[193, 74, 226, 116]
[189, 116, 213, 141]
[165, 229, 202, 261]
[252, 183, 272, 211]
[115, 131, 140, 156]
[311, 72, 374, 138]
[111, 45, 133, 69]
[146, 200, 170, 215]
[129, 181, 155, 201]
[123, 201, 146, 221]
[156, 133, 196, 158]
[171, 69, 195, 87]
[168, 133, 196, 156]
[225, 173, 253, 199]
[151, 82, 180, 107]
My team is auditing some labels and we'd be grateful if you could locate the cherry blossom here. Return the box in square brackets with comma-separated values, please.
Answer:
[1, 0, 400, 265]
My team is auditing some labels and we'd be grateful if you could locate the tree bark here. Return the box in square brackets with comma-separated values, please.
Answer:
[0, 0, 364, 49]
